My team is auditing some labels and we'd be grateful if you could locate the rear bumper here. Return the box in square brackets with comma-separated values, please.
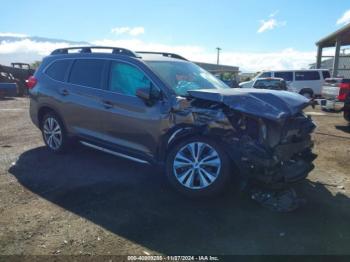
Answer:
[320, 99, 344, 111]
[29, 98, 40, 128]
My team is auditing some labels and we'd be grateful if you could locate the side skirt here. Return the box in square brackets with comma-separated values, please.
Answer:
[80, 141, 150, 165]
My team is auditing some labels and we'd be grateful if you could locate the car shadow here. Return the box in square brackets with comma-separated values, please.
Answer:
[8, 146, 350, 255]
[0, 97, 15, 101]
[335, 124, 350, 134]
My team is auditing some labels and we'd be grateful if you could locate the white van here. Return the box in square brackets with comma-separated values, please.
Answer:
[239, 69, 331, 98]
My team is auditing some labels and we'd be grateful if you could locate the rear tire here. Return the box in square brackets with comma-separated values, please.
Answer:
[41, 112, 70, 153]
[300, 90, 313, 99]
[166, 137, 231, 198]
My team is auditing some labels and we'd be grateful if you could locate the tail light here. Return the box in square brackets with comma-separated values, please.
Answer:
[26, 76, 37, 89]
[337, 82, 350, 101]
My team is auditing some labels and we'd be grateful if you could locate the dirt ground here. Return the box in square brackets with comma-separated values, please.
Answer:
[0, 97, 350, 255]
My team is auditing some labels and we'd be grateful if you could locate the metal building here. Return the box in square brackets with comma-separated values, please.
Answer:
[316, 23, 350, 77]
[194, 61, 240, 80]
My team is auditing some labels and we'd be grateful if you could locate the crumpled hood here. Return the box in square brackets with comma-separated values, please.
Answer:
[188, 88, 310, 121]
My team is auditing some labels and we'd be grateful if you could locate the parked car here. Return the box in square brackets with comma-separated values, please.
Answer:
[343, 92, 350, 122]
[320, 78, 350, 111]
[251, 77, 287, 91]
[0, 63, 35, 96]
[239, 70, 330, 98]
[28, 46, 316, 197]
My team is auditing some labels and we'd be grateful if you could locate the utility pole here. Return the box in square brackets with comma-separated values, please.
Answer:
[216, 47, 221, 65]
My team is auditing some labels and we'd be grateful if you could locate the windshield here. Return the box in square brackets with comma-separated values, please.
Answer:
[146, 61, 229, 96]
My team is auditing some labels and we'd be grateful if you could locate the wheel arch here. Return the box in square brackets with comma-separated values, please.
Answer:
[37, 105, 67, 131]
[299, 88, 314, 97]
[157, 125, 241, 172]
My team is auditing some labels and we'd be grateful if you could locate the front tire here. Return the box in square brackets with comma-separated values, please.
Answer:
[166, 137, 231, 197]
[41, 112, 70, 153]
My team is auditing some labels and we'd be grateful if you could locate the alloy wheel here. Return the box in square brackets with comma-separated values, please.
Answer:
[43, 117, 62, 150]
[173, 142, 221, 189]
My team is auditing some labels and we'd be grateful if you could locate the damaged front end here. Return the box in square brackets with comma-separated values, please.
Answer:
[183, 88, 317, 191]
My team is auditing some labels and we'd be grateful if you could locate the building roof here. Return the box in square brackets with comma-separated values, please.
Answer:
[194, 61, 239, 73]
[316, 23, 350, 47]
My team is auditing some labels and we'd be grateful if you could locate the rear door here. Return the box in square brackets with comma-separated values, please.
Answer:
[98, 60, 169, 159]
[293, 71, 323, 95]
[61, 58, 109, 139]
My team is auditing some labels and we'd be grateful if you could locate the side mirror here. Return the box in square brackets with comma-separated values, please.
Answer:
[136, 87, 151, 102]
[136, 86, 162, 106]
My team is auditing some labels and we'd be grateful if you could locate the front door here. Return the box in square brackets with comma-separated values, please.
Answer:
[98, 61, 169, 159]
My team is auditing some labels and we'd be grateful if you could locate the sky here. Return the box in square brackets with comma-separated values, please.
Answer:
[1, 0, 350, 71]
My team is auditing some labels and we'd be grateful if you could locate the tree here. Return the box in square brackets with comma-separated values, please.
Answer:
[31, 61, 42, 69]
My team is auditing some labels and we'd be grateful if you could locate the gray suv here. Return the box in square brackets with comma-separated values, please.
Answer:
[28, 46, 316, 198]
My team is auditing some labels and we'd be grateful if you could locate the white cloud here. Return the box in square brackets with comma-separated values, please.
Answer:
[0, 32, 28, 38]
[258, 19, 278, 33]
[92, 39, 315, 72]
[258, 18, 286, 33]
[111, 27, 145, 36]
[336, 9, 350, 25]
[0, 39, 77, 56]
[0, 37, 317, 72]
[129, 27, 145, 36]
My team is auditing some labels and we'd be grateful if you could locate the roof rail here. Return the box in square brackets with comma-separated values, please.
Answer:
[50, 46, 139, 58]
[136, 51, 188, 61]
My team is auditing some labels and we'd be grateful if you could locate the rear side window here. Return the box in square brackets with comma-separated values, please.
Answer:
[322, 71, 330, 79]
[69, 59, 105, 89]
[254, 79, 284, 89]
[45, 60, 71, 81]
[295, 71, 320, 81]
[274, 72, 293, 81]
[259, 72, 272, 78]
[109, 62, 151, 96]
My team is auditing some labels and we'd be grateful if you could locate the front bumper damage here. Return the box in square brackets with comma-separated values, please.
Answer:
[171, 89, 318, 211]
[238, 136, 315, 189]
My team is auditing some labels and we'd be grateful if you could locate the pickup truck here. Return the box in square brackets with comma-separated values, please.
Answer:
[320, 78, 350, 111]
[0, 63, 34, 96]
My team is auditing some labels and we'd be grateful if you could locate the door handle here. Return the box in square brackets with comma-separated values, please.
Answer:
[59, 89, 69, 96]
[102, 100, 113, 109]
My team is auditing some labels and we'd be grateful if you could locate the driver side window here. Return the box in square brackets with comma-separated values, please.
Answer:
[109, 62, 151, 96]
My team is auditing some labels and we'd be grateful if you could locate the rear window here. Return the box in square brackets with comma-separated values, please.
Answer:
[69, 59, 105, 89]
[254, 79, 284, 89]
[322, 71, 330, 79]
[45, 60, 71, 81]
[295, 71, 320, 81]
[274, 72, 293, 81]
